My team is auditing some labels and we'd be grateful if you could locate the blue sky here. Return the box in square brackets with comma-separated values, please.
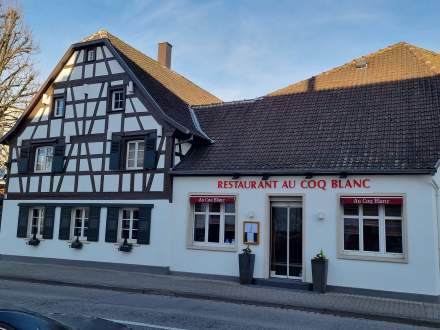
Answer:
[21, 0, 440, 101]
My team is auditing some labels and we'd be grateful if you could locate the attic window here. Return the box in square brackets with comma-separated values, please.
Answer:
[86, 48, 96, 62]
[355, 58, 368, 69]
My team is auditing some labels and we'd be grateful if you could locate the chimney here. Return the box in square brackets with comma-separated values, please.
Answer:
[157, 42, 172, 69]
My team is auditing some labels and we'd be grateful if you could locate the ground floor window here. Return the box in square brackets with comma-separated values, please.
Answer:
[119, 208, 139, 243]
[341, 196, 404, 260]
[191, 196, 236, 247]
[29, 207, 44, 238]
[72, 207, 89, 240]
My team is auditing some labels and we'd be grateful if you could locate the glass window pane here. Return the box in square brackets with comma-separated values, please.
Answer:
[385, 204, 402, 217]
[209, 203, 220, 213]
[132, 230, 138, 240]
[363, 219, 379, 252]
[122, 210, 130, 219]
[344, 218, 359, 250]
[343, 204, 358, 216]
[194, 203, 207, 212]
[225, 202, 235, 213]
[224, 215, 235, 244]
[363, 204, 379, 216]
[208, 215, 220, 243]
[193, 214, 205, 242]
[132, 210, 139, 220]
[386, 220, 403, 253]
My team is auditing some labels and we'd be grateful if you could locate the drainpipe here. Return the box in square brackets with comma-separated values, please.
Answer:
[431, 179, 440, 272]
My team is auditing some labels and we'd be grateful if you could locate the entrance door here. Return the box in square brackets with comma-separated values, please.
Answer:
[270, 202, 303, 278]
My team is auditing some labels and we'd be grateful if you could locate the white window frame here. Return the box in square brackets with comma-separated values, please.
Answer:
[53, 97, 65, 118]
[126, 140, 144, 170]
[28, 207, 44, 239]
[34, 146, 54, 173]
[111, 89, 124, 111]
[191, 201, 236, 249]
[118, 208, 139, 244]
[71, 207, 89, 240]
[86, 48, 96, 62]
[339, 200, 406, 262]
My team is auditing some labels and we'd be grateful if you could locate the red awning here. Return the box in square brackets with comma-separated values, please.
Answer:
[190, 195, 235, 204]
[341, 196, 403, 205]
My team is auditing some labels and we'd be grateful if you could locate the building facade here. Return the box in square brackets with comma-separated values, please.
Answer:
[1, 33, 440, 300]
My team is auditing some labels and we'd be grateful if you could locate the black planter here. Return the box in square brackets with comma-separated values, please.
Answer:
[27, 234, 40, 246]
[311, 259, 328, 293]
[70, 237, 83, 249]
[119, 238, 133, 252]
[238, 253, 255, 284]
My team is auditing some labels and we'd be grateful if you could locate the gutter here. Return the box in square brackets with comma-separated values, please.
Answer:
[170, 168, 436, 176]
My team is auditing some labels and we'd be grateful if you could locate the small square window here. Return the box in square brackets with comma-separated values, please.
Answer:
[53, 97, 65, 118]
[111, 89, 125, 111]
[86, 48, 96, 62]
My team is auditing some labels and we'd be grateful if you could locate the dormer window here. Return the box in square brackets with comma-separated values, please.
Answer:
[34, 146, 54, 173]
[110, 88, 125, 111]
[53, 97, 65, 118]
[86, 48, 96, 62]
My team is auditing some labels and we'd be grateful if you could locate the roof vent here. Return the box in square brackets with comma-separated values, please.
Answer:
[355, 58, 368, 69]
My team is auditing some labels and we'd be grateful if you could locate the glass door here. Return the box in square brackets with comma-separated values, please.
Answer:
[270, 202, 303, 279]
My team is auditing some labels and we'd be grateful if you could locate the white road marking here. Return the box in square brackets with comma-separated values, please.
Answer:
[105, 318, 189, 330]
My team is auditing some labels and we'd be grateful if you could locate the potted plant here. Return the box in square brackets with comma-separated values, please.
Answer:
[311, 249, 328, 293]
[27, 233, 40, 246]
[238, 244, 255, 284]
[70, 236, 83, 249]
[119, 237, 132, 252]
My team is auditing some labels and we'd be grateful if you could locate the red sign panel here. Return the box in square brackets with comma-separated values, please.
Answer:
[340, 196, 402, 205]
[190, 195, 235, 204]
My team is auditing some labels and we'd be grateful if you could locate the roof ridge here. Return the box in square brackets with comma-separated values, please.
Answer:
[83, 30, 221, 105]
[268, 42, 440, 96]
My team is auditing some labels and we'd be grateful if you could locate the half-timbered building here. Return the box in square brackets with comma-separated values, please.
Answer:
[2, 35, 440, 301]
[0, 30, 220, 268]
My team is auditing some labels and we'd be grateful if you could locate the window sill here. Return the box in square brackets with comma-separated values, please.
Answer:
[67, 239, 90, 244]
[338, 252, 407, 263]
[187, 244, 237, 253]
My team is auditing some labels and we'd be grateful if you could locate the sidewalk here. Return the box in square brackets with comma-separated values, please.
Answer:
[0, 259, 439, 327]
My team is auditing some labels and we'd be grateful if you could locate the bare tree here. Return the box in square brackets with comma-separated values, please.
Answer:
[0, 1, 37, 172]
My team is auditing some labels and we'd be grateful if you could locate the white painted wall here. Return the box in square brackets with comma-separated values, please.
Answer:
[0, 199, 172, 268]
[170, 175, 440, 296]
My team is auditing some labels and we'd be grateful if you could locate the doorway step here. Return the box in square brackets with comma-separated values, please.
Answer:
[254, 278, 311, 291]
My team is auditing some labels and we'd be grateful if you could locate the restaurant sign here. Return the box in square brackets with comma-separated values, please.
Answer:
[217, 178, 370, 191]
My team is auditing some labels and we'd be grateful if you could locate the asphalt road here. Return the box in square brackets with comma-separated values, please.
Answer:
[0, 279, 431, 330]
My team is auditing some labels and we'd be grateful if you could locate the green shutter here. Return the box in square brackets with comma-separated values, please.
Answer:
[51, 142, 65, 173]
[42, 206, 55, 239]
[17, 144, 30, 174]
[58, 207, 71, 240]
[87, 206, 101, 242]
[109, 135, 122, 170]
[17, 206, 29, 238]
[105, 207, 119, 243]
[144, 132, 157, 169]
[137, 207, 152, 245]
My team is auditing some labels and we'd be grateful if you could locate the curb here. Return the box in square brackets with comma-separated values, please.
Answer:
[0, 275, 438, 328]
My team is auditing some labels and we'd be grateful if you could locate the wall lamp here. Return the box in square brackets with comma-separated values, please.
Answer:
[339, 172, 348, 178]
[262, 173, 270, 180]
[232, 173, 240, 180]
[305, 173, 313, 179]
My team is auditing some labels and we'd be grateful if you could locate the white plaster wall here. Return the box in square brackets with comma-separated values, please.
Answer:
[171, 175, 440, 296]
[0, 199, 172, 268]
